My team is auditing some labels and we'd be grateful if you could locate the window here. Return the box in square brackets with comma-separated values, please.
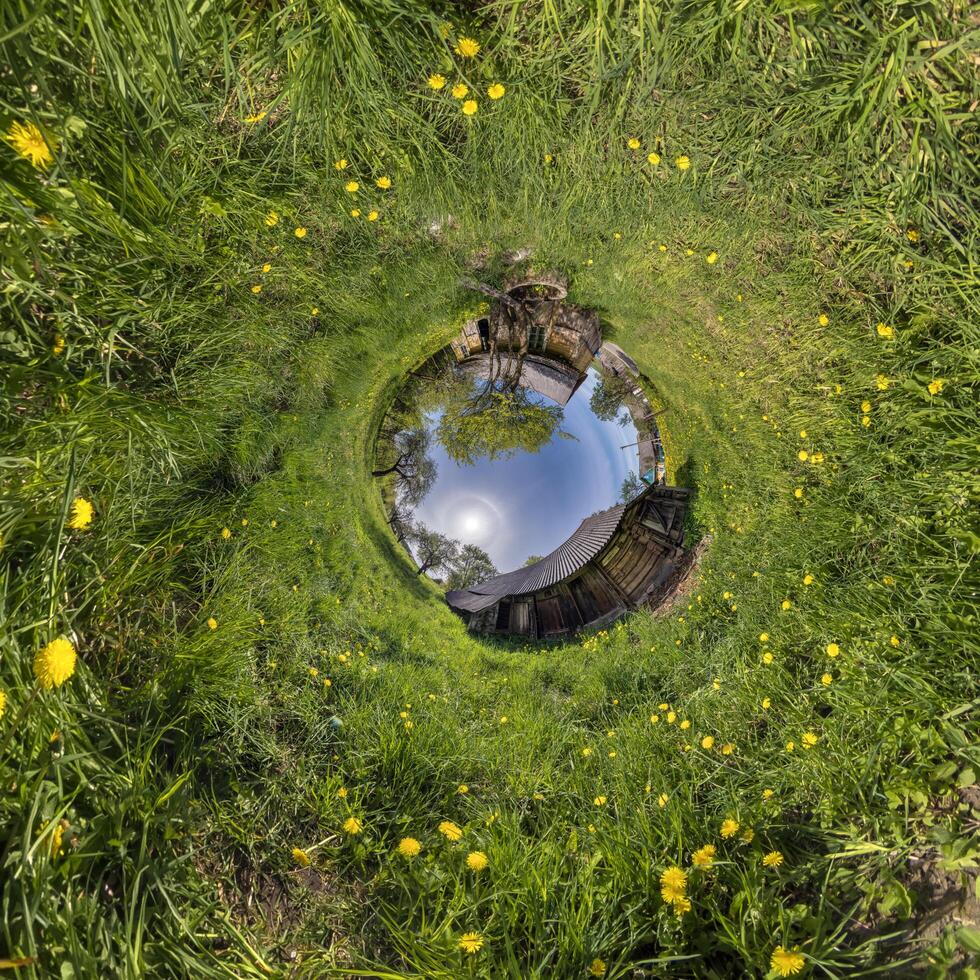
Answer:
[528, 325, 547, 351]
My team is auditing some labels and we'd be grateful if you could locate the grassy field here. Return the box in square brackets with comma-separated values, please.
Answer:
[1, 2, 977, 977]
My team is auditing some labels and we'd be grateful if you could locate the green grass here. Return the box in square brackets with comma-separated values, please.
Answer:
[1, 2, 977, 977]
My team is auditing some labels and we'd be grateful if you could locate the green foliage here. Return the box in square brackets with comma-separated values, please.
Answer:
[437, 388, 564, 465]
[446, 543, 497, 591]
[0, 1, 977, 977]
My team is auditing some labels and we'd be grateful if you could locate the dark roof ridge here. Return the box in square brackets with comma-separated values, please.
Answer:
[446, 500, 626, 612]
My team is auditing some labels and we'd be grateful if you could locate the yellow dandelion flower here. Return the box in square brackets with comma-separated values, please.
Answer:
[701, 735, 715, 750]
[672, 895, 692, 916]
[679, 719, 691, 730]
[451, 83, 469, 99]
[720, 819, 739, 839]
[802, 731, 818, 749]
[647, 151, 661, 165]
[589, 958, 607, 977]
[890, 634, 901, 647]
[803, 574, 814, 586]
[674, 155, 691, 170]
[251, 284, 262, 294]
[691, 844, 716, 868]
[763, 651, 774, 664]
[350, 208, 361, 217]
[794, 488, 804, 499]
[721, 743, 734, 755]
[244, 110, 267, 123]
[818, 313, 829, 326]
[367, 210, 379, 222]
[487, 83, 505, 99]
[759, 633, 769, 642]
[291, 846, 311, 866]
[343, 816, 363, 835]
[821, 672, 833, 685]
[826, 642, 840, 657]
[457, 784, 468, 794]
[786, 740, 795, 752]
[927, 379, 944, 396]
[660, 865, 687, 902]
[544, 152, 553, 163]
[438, 820, 463, 841]
[428, 74, 447, 91]
[466, 850, 488, 871]
[461, 99, 478, 116]
[52, 334, 65, 355]
[593, 795, 607, 806]
[333, 159, 348, 170]
[666, 711, 677, 724]
[311, 307, 319, 316]
[763, 788, 774, 800]
[781, 600, 792, 611]
[376, 175, 392, 189]
[7, 121, 56, 168]
[876, 373, 890, 390]
[34, 637, 77, 689]
[740, 827, 754, 842]
[628, 137, 641, 150]
[763, 850, 784, 868]
[397, 837, 421, 858]
[294, 227, 307, 238]
[771, 946, 805, 977]
[344, 181, 359, 193]
[265, 211, 279, 226]
[706, 251, 718, 264]
[762, 697, 771, 709]
[458, 932, 483, 954]
[658, 793, 669, 807]
[207, 617, 218, 630]
[798, 450, 808, 461]
[0, 689, 6, 719]
[68, 497, 94, 530]
[876, 322, 894, 339]
[455, 37, 480, 57]
[262, 263, 271, 273]
[906, 229, 919, 242]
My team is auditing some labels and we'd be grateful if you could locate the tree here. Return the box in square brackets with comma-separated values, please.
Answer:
[372, 426, 437, 506]
[589, 372, 632, 423]
[387, 502, 412, 544]
[447, 544, 498, 590]
[619, 472, 646, 503]
[408, 524, 459, 577]
[523, 554, 544, 566]
[437, 386, 563, 465]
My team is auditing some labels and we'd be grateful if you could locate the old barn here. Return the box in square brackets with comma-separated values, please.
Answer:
[446, 484, 690, 638]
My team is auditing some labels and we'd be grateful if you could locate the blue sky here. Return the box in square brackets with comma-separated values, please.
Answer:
[411, 366, 639, 571]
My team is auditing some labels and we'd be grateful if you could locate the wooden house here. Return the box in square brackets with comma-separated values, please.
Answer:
[446, 484, 690, 638]
[450, 273, 602, 379]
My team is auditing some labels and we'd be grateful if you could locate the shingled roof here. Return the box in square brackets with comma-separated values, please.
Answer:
[446, 503, 626, 613]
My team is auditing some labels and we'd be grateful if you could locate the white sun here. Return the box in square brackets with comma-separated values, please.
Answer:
[462, 512, 484, 534]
